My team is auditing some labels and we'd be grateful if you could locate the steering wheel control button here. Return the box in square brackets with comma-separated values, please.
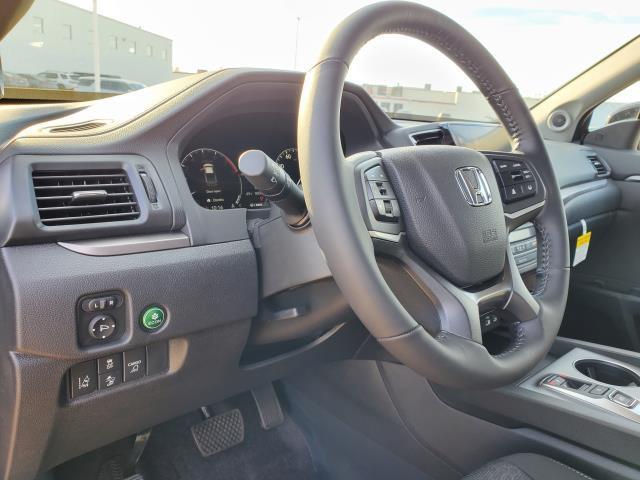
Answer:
[99, 370, 122, 390]
[70, 361, 98, 398]
[123, 348, 147, 382]
[364, 165, 388, 181]
[97, 354, 123, 375]
[491, 158, 537, 203]
[88, 314, 117, 340]
[140, 306, 166, 331]
[610, 391, 637, 408]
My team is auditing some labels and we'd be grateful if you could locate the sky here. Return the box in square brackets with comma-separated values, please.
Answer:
[61, 0, 639, 100]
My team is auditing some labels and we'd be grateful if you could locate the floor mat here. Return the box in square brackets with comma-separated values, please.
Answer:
[139, 392, 317, 480]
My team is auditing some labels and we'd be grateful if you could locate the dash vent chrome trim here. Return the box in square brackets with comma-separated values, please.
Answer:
[58, 233, 190, 256]
[32, 169, 140, 226]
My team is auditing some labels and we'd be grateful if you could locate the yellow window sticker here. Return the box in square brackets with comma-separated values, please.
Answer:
[573, 219, 591, 267]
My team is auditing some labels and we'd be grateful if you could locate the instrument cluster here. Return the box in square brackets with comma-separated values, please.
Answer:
[180, 146, 300, 210]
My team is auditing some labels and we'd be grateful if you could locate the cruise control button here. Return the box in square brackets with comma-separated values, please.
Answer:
[70, 361, 97, 398]
[98, 353, 122, 374]
[123, 348, 147, 382]
[523, 182, 536, 196]
[503, 185, 520, 203]
[99, 370, 122, 389]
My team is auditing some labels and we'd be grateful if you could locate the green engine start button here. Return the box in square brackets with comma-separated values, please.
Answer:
[140, 306, 166, 331]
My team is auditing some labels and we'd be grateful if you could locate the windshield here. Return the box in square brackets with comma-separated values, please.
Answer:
[1, 0, 638, 122]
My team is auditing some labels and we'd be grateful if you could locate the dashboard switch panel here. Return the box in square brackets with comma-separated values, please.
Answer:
[76, 291, 125, 347]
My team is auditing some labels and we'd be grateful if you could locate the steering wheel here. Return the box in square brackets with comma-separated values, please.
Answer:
[297, 1, 570, 389]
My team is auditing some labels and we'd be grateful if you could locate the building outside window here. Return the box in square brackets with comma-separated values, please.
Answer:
[145, 45, 153, 57]
[380, 102, 390, 111]
[393, 103, 403, 113]
[62, 24, 72, 40]
[128, 41, 136, 54]
[108, 35, 118, 50]
[161, 49, 167, 60]
[377, 85, 387, 95]
[33, 16, 44, 34]
[391, 86, 403, 96]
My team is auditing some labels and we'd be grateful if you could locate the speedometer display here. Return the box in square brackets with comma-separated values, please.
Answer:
[275, 148, 300, 184]
[181, 148, 243, 210]
[181, 148, 268, 210]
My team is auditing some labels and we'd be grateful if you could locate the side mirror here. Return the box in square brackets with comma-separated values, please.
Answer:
[606, 102, 640, 125]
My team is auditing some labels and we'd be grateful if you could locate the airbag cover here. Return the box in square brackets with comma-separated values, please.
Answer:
[381, 146, 506, 286]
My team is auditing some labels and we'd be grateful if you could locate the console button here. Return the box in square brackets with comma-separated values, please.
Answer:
[70, 361, 97, 398]
[99, 370, 122, 390]
[611, 391, 637, 408]
[503, 185, 521, 203]
[88, 314, 116, 340]
[123, 348, 147, 382]
[543, 375, 566, 387]
[589, 385, 609, 396]
[493, 160, 513, 172]
[97, 353, 122, 374]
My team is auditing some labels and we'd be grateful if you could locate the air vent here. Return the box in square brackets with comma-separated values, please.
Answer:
[586, 153, 609, 177]
[32, 169, 139, 226]
[410, 129, 445, 145]
[47, 121, 108, 134]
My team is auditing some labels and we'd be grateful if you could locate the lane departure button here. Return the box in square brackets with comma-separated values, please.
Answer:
[123, 348, 147, 382]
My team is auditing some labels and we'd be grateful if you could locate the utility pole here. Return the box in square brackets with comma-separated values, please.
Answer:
[92, 0, 101, 92]
[293, 16, 301, 70]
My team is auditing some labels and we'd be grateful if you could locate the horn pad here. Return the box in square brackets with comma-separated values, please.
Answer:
[381, 146, 507, 286]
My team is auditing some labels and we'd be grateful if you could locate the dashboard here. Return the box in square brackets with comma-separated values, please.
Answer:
[0, 68, 619, 479]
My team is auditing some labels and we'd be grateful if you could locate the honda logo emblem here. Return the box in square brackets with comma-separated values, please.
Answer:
[454, 167, 492, 206]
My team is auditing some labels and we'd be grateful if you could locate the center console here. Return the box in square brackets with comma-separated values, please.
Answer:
[520, 348, 640, 422]
[433, 338, 640, 470]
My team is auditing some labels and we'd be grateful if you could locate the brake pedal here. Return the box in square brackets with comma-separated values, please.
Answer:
[190, 409, 244, 457]
[251, 382, 284, 430]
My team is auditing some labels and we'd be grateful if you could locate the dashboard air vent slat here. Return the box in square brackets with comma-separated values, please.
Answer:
[32, 169, 139, 226]
[586, 153, 609, 177]
[47, 121, 108, 134]
[410, 129, 445, 145]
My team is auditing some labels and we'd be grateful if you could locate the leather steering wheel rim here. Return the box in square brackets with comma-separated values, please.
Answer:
[297, 1, 570, 388]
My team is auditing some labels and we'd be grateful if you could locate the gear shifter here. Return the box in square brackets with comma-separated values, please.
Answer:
[238, 150, 309, 228]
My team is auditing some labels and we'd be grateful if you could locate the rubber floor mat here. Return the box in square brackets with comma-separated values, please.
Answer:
[138, 392, 317, 480]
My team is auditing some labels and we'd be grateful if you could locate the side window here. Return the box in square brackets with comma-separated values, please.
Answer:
[588, 81, 639, 131]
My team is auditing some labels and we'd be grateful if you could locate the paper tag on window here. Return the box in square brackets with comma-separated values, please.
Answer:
[573, 219, 591, 266]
